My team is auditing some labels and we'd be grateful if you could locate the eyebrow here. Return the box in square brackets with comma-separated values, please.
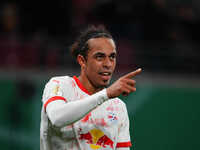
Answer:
[94, 52, 105, 56]
[94, 51, 117, 56]
[110, 52, 117, 56]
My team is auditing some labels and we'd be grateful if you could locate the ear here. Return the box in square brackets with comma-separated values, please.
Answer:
[77, 54, 86, 69]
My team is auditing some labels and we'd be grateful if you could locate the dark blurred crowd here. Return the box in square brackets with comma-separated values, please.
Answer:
[0, 0, 200, 74]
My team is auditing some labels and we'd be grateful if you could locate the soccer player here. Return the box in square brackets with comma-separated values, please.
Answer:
[40, 25, 142, 150]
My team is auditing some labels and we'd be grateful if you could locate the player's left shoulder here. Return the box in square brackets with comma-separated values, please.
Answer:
[111, 97, 126, 107]
[107, 97, 128, 114]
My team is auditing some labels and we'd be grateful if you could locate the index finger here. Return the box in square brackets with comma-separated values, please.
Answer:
[123, 68, 142, 79]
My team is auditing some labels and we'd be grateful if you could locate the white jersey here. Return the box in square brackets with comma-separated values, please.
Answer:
[40, 75, 132, 150]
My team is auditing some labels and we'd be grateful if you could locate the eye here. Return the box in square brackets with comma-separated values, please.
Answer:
[95, 54, 105, 61]
[109, 54, 116, 60]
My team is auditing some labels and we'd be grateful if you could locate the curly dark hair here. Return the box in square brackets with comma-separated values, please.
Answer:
[70, 25, 114, 60]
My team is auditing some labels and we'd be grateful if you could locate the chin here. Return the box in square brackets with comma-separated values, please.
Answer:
[101, 80, 110, 87]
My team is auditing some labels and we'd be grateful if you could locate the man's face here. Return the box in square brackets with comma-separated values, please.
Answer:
[83, 37, 116, 88]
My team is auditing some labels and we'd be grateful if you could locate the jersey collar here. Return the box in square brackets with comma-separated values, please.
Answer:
[73, 76, 91, 95]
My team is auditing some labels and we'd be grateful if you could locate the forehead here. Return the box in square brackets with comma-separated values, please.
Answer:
[87, 37, 116, 55]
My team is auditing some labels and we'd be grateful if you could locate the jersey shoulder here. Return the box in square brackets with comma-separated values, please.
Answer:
[46, 75, 76, 88]
[112, 97, 127, 108]
[49, 75, 72, 84]
[42, 76, 76, 102]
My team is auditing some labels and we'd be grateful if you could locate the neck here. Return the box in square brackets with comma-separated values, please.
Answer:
[78, 74, 102, 94]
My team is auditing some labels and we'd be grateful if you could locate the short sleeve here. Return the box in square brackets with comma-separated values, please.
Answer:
[42, 78, 67, 110]
[116, 103, 132, 148]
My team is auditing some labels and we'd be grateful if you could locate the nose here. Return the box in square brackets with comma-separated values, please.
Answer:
[103, 57, 112, 69]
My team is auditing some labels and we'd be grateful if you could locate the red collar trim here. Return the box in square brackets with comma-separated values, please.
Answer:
[73, 76, 91, 95]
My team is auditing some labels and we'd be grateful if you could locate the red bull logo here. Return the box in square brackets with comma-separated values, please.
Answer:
[79, 128, 114, 149]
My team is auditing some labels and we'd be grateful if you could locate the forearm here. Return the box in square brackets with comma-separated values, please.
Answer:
[46, 89, 108, 128]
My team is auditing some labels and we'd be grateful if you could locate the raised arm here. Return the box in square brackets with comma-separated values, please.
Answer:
[45, 68, 142, 128]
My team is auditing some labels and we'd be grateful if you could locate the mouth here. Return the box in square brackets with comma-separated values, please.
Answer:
[98, 72, 112, 82]
[99, 72, 111, 76]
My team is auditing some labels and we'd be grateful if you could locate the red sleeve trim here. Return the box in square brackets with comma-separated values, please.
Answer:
[44, 96, 67, 110]
[116, 141, 132, 148]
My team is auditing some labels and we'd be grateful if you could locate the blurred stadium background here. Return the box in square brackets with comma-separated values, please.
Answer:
[0, 0, 200, 150]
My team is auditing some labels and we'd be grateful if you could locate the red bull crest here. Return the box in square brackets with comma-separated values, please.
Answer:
[79, 128, 114, 149]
